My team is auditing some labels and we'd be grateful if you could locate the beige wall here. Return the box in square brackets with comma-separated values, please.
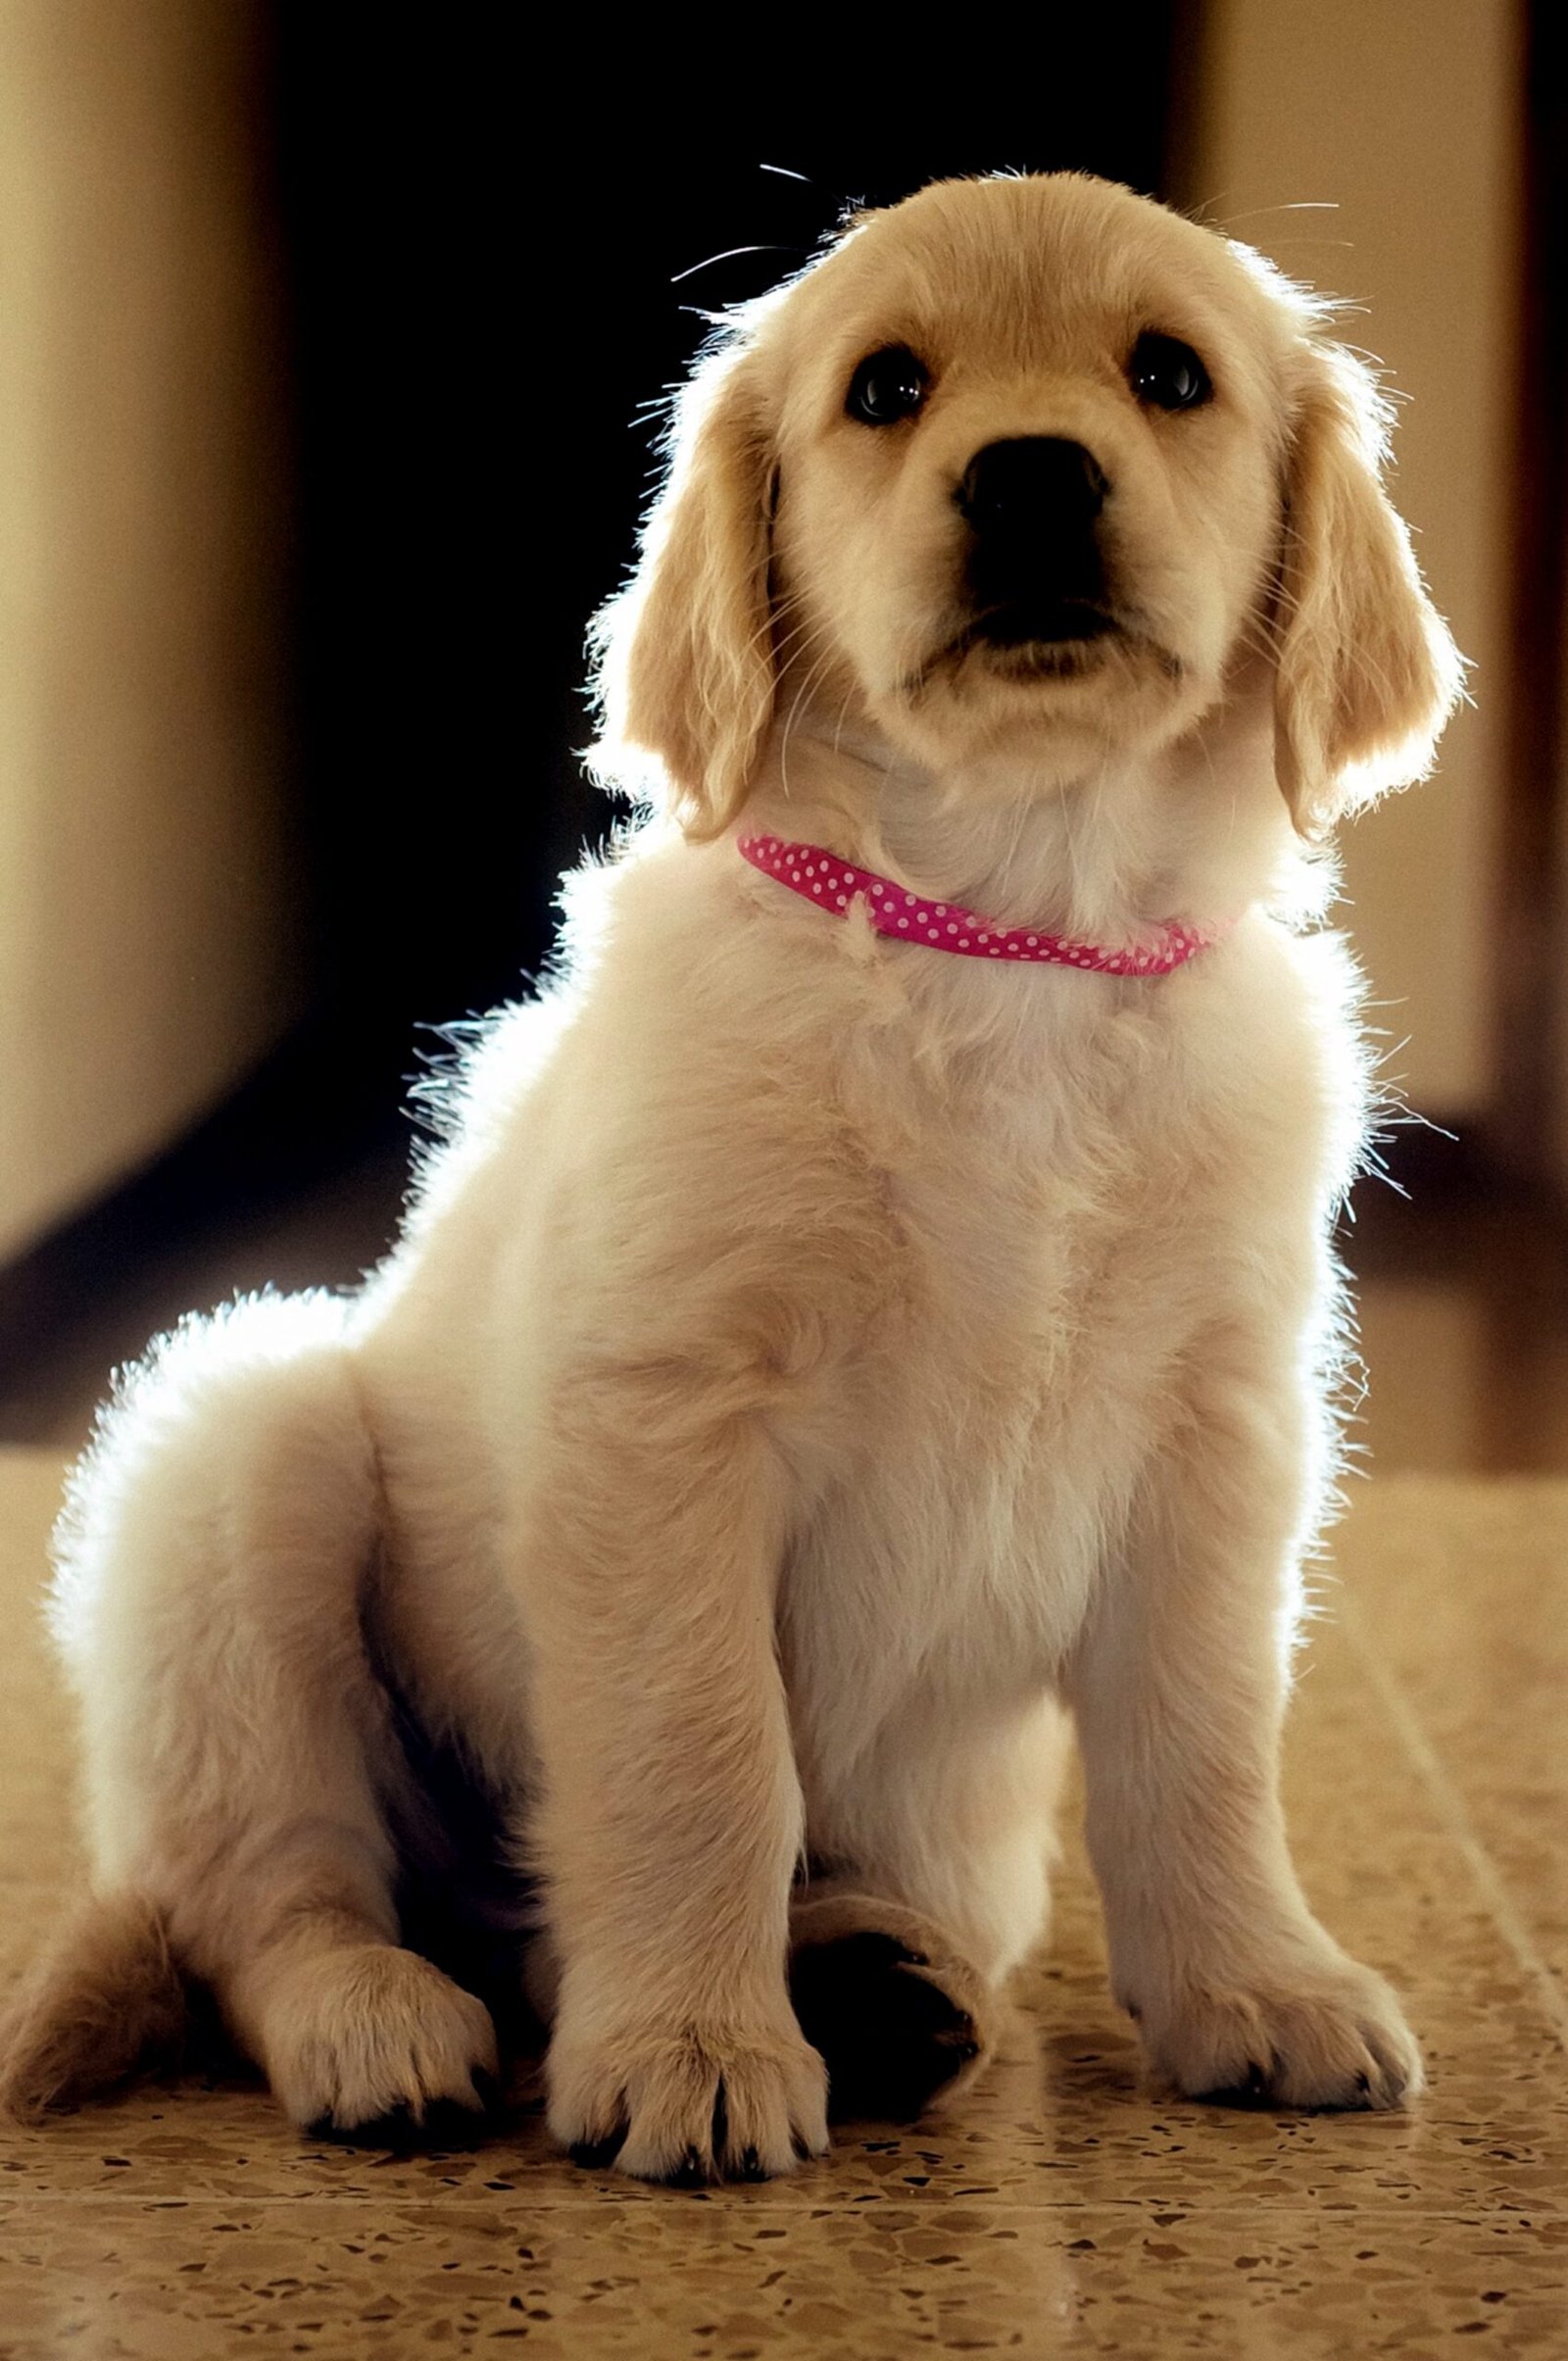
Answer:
[1186, 0, 1522, 1120]
[0, 0, 303, 1265]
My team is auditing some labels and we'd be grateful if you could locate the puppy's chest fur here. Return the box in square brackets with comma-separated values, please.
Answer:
[779, 959, 1243, 1732]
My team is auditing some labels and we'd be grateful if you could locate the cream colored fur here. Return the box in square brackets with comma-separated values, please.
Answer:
[2, 174, 1460, 2179]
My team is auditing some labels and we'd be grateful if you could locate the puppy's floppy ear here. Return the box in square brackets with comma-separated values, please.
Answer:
[1272, 344, 1463, 837]
[592, 333, 775, 839]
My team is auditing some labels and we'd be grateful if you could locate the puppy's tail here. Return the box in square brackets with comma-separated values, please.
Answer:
[0, 1891, 189, 2121]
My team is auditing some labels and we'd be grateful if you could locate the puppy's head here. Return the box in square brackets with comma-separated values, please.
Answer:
[594, 173, 1460, 840]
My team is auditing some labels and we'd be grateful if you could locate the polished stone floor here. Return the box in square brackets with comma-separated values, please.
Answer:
[0, 1445, 1564, 2357]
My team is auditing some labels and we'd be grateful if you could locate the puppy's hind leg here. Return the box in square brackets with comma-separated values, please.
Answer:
[0, 1891, 188, 2122]
[20, 1294, 496, 2140]
[791, 1697, 1069, 2124]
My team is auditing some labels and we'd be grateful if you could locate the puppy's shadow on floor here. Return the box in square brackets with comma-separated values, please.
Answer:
[54, 2008, 1156, 2175]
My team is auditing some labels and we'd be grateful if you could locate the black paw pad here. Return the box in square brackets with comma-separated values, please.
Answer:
[309, 2094, 491, 2152]
[568, 2124, 627, 2171]
[1198, 2057, 1280, 2111]
[789, 1930, 980, 2124]
[667, 2143, 710, 2189]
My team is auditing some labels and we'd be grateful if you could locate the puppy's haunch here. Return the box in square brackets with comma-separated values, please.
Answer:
[3, 172, 1457, 2179]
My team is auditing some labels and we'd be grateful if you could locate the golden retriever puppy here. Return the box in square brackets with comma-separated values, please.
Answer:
[1, 172, 1459, 2182]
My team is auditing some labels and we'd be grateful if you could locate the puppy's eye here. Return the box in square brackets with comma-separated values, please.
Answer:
[1129, 331, 1212, 412]
[846, 345, 929, 426]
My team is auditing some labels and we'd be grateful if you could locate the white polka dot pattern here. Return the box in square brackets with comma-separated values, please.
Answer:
[736, 835, 1226, 977]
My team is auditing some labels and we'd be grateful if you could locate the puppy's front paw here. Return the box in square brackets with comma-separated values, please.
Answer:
[262, 1945, 499, 2142]
[548, 2011, 830, 2185]
[1134, 1943, 1423, 2111]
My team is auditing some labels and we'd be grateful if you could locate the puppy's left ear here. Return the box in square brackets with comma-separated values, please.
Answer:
[1273, 345, 1463, 836]
[591, 334, 775, 839]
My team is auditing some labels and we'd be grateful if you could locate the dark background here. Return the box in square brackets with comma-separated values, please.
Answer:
[270, 12, 1188, 1107]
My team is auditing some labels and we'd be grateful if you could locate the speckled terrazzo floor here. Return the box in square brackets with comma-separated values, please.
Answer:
[0, 1450, 1564, 2359]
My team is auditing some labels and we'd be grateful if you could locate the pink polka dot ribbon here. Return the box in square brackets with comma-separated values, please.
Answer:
[738, 835, 1226, 976]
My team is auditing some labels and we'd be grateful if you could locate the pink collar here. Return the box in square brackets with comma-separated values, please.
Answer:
[738, 834, 1225, 976]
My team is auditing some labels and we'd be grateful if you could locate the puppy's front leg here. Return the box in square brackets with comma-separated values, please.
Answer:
[1066, 1328, 1422, 2110]
[523, 1384, 827, 2183]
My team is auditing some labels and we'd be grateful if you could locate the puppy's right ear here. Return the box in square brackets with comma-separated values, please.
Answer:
[1272, 343, 1463, 837]
[591, 335, 775, 839]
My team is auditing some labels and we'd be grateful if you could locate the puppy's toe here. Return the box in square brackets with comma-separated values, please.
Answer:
[788, 1903, 995, 2123]
[549, 2015, 829, 2185]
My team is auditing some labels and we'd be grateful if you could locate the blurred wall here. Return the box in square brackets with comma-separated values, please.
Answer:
[0, 0, 301, 1265]
[1556, 575, 1568, 1193]
[1186, 0, 1523, 1123]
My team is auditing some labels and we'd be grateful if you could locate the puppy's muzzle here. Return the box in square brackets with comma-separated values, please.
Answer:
[956, 437, 1115, 646]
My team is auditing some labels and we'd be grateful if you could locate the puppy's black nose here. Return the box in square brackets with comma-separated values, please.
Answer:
[957, 438, 1109, 540]
[957, 438, 1112, 641]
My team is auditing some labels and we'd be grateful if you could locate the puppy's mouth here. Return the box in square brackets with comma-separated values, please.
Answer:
[905, 599, 1148, 694]
[897, 585, 1190, 699]
[970, 598, 1121, 652]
